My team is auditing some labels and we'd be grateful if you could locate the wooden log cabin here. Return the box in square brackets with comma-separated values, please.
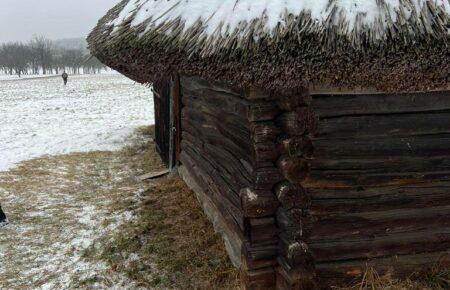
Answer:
[88, 1, 450, 288]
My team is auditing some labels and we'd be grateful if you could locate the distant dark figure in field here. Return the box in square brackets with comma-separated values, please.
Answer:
[0, 204, 7, 226]
[62, 72, 68, 85]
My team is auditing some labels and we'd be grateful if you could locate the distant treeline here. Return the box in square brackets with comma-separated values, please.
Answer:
[0, 36, 106, 76]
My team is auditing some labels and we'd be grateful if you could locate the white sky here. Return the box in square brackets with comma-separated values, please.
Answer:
[0, 0, 121, 43]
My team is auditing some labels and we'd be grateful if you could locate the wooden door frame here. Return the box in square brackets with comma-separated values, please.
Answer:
[169, 74, 182, 170]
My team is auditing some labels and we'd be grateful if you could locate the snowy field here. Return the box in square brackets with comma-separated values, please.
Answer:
[0, 74, 159, 289]
[0, 74, 154, 171]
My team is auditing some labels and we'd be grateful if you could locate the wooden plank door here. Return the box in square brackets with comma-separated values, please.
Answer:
[153, 75, 181, 168]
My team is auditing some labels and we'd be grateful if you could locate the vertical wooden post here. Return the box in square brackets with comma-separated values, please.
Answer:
[171, 74, 182, 167]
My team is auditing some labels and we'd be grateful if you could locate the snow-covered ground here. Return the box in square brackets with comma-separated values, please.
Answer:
[0, 74, 154, 171]
[0, 74, 159, 289]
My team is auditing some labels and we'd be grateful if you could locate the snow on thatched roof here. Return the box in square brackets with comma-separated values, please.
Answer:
[111, 0, 449, 53]
[88, 0, 449, 92]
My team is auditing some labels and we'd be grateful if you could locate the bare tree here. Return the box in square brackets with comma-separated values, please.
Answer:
[29, 36, 54, 75]
[0, 36, 107, 76]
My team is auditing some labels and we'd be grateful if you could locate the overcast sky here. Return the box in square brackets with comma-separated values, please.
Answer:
[0, 0, 121, 43]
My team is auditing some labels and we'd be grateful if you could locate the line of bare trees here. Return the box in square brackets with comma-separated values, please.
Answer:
[0, 36, 106, 77]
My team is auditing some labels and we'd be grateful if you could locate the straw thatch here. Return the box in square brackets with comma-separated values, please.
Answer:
[88, 0, 449, 92]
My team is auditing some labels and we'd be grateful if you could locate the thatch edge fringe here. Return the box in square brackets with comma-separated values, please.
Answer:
[88, 0, 449, 92]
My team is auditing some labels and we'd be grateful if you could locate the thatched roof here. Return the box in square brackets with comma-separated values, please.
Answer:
[88, 0, 449, 92]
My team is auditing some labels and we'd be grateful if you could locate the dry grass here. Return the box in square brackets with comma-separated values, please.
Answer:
[0, 126, 166, 289]
[0, 124, 238, 289]
[80, 125, 239, 289]
[84, 177, 240, 289]
[334, 265, 450, 290]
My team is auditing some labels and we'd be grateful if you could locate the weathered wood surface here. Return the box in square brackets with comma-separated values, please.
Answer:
[317, 111, 450, 139]
[311, 90, 450, 117]
[153, 82, 172, 166]
[182, 87, 279, 121]
[178, 165, 243, 268]
[180, 77, 284, 290]
[310, 205, 450, 241]
[313, 134, 450, 159]
[182, 107, 252, 151]
[275, 87, 312, 110]
[182, 136, 252, 192]
[247, 217, 279, 246]
[276, 257, 317, 288]
[181, 144, 244, 227]
[276, 108, 319, 136]
[277, 156, 310, 184]
[274, 182, 310, 210]
[241, 188, 279, 218]
[309, 184, 450, 214]
[304, 170, 450, 189]
[278, 136, 314, 159]
[241, 267, 276, 290]
[279, 237, 314, 267]
[315, 251, 450, 286]
[277, 208, 314, 240]
[310, 228, 450, 262]
[242, 242, 278, 271]
[137, 169, 170, 181]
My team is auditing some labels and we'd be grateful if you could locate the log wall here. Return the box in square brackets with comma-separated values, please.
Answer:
[176, 75, 450, 289]
[178, 77, 283, 289]
[306, 90, 450, 287]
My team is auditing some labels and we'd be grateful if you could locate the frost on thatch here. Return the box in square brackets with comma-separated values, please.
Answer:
[88, 0, 450, 92]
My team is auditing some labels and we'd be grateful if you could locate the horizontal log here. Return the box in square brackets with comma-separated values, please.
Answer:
[182, 86, 278, 121]
[241, 242, 278, 271]
[318, 111, 450, 139]
[241, 188, 279, 218]
[241, 267, 276, 290]
[182, 126, 252, 169]
[315, 251, 450, 287]
[253, 142, 279, 163]
[276, 107, 319, 136]
[250, 122, 280, 144]
[309, 181, 450, 199]
[247, 102, 280, 122]
[278, 136, 314, 159]
[310, 205, 450, 241]
[274, 87, 312, 111]
[180, 149, 245, 230]
[182, 138, 251, 193]
[247, 217, 279, 246]
[178, 164, 243, 268]
[253, 167, 283, 190]
[276, 257, 316, 287]
[181, 76, 243, 98]
[310, 185, 450, 215]
[313, 134, 450, 159]
[311, 90, 450, 118]
[310, 155, 450, 173]
[310, 228, 450, 263]
[277, 156, 310, 184]
[182, 107, 252, 150]
[274, 182, 310, 210]
[304, 169, 450, 189]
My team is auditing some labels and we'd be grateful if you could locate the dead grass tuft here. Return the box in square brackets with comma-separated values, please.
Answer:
[334, 264, 450, 290]
[83, 127, 239, 289]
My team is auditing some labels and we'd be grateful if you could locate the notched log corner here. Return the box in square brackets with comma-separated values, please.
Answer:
[241, 188, 280, 218]
[274, 181, 311, 210]
[277, 156, 311, 184]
